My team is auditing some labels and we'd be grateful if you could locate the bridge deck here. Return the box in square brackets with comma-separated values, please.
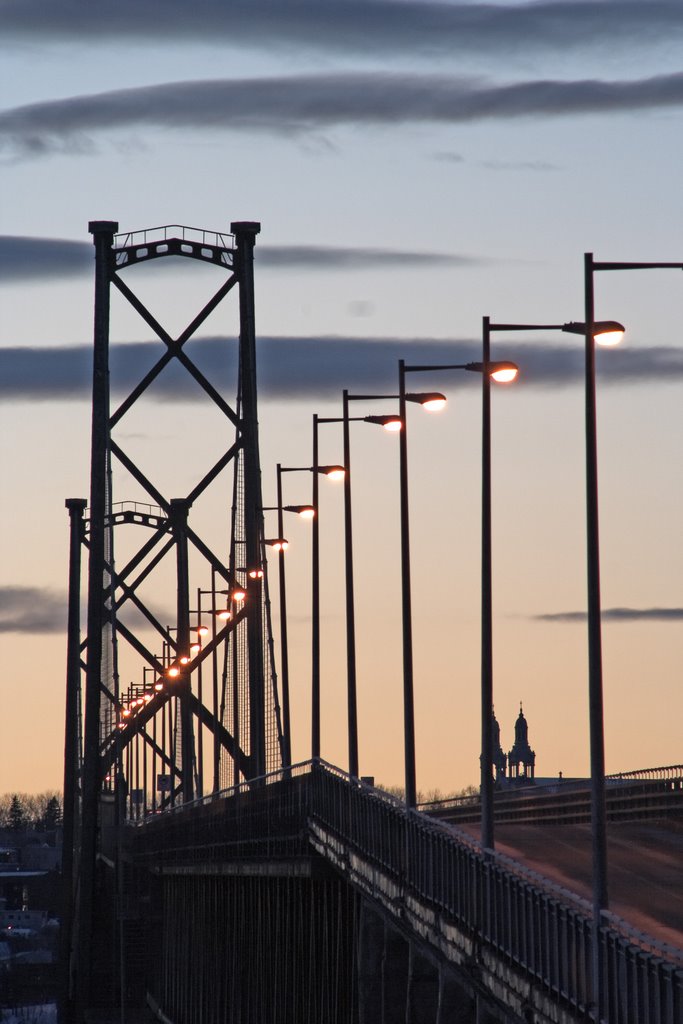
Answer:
[458, 821, 683, 954]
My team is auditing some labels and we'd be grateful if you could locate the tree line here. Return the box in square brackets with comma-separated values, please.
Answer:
[0, 792, 62, 832]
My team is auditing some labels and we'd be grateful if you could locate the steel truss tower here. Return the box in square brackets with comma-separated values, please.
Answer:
[62, 220, 284, 1021]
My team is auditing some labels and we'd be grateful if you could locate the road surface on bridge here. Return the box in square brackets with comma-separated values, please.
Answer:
[458, 820, 683, 953]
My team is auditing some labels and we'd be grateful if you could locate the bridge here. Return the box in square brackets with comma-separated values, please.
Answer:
[57, 221, 682, 1024]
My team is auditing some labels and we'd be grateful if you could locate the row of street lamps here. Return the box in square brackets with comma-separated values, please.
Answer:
[264, 251, 680, 1017]
[266, 315, 623, 820]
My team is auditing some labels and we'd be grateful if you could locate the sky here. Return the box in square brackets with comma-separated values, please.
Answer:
[0, 0, 681, 797]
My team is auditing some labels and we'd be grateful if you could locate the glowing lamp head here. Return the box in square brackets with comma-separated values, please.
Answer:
[365, 414, 402, 432]
[594, 326, 625, 347]
[283, 504, 315, 519]
[167, 666, 180, 679]
[562, 320, 625, 346]
[406, 392, 447, 412]
[248, 568, 264, 579]
[154, 682, 164, 692]
[217, 608, 233, 621]
[490, 362, 519, 383]
[190, 641, 201, 654]
[321, 465, 345, 480]
[179, 655, 190, 665]
[232, 589, 246, 602]
[196, 624, 209, 637]
[123, 708, 131, 718]
[273, 540, 289, 552]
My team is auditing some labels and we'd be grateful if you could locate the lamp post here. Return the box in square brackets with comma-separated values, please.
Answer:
[584, 252, 681, 1017]
[396, 356, 517, 814]
[316, 397, 402, 779]
[279, 448, 345, 763]
[263, 484, 315, 768]
[336, 388, 446, 798]
[474, 318, 622, 850]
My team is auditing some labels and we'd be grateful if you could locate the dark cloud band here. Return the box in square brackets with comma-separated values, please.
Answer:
[3, 71, 683, 158]
[1, 336, 681, 402]
[2, 1, 682, 57]
[0, 235, 482, 283]
[535, 607, 683, 623]
[0, 587, 66, 634]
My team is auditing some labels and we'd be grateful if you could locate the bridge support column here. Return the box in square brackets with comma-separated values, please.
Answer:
[437, 966, 476, 1024]
[406, 943, 440, 1024]
[382, 923, 409, 1024]
[358, 901, 384, 1024]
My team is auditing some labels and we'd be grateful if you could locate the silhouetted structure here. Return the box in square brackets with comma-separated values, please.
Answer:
[507, 702, 536, 782]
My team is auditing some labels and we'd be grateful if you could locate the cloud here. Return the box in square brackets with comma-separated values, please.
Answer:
[0, 235, 93, 281]
[2, 1, 682, 58]
[535, 607, 683, 623]
[0, 587, 66, 634]
[433, 152, 559, 171]
[1, 336, 682, 403]
[0, 235, 478, 283]
[479, 158, 559, 172]
[3, 71, 683, 158]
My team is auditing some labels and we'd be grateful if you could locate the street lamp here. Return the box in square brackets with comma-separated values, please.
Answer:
[263, 472, 316, 767]
[474, 317, 623, 851]
[313, 393, 414, 778]
[320, 388, 445, 783]
[584, 252, 681, 1017]
[280, 446, 346, 763]
[395, 355, 518, 811]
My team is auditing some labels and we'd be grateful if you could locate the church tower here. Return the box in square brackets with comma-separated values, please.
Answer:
[507, 703, 536, 782]
[492, 708, 508, 782]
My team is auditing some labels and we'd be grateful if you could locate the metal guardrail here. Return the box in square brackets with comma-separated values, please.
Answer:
[134, 762, 683, 1024]
[420, 768, 683, 826]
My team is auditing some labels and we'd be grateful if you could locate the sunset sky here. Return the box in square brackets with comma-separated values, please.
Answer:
[1, 0, 681, 796]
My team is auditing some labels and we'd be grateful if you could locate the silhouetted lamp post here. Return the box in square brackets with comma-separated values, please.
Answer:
[344, 386, 448, 804]
[397, 354, 518, 813]
[316, 396, 402, 778]
[474, 317, 622, 850]
[584, 251, 682, 1015]
[272, 460, 344, 766]
[264, 474, 315, 767]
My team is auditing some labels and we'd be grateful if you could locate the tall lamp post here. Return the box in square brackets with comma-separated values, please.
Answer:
[475, 318, 621, 850]
[342, 387, 449, 802]
[396, 356, 517, 813]
[316, 399, 402, 778]
[584, 252, 680, 1016]
[263, 482, 315, 767]
[283, 439, 347, 764]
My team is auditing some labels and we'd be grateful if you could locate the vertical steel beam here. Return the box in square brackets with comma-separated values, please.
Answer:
[342, 390, 359, 779]
[232, 221, 265, 780]
[75, 220, 117, 1022]
[276, 466, 292, 766]
[311, 416, 321, 760]
[584, 253, 608, 1019]
[397, 361, 417, 810]
[60, 497, 87, 1024]
[480, 317, 495, 852]
[171, 498, 195, 803]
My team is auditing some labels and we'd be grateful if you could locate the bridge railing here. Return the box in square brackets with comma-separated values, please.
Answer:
[133, 760, 683, 1023]
[420, 765, 683, 826]
[308, 764, 683, 1024]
